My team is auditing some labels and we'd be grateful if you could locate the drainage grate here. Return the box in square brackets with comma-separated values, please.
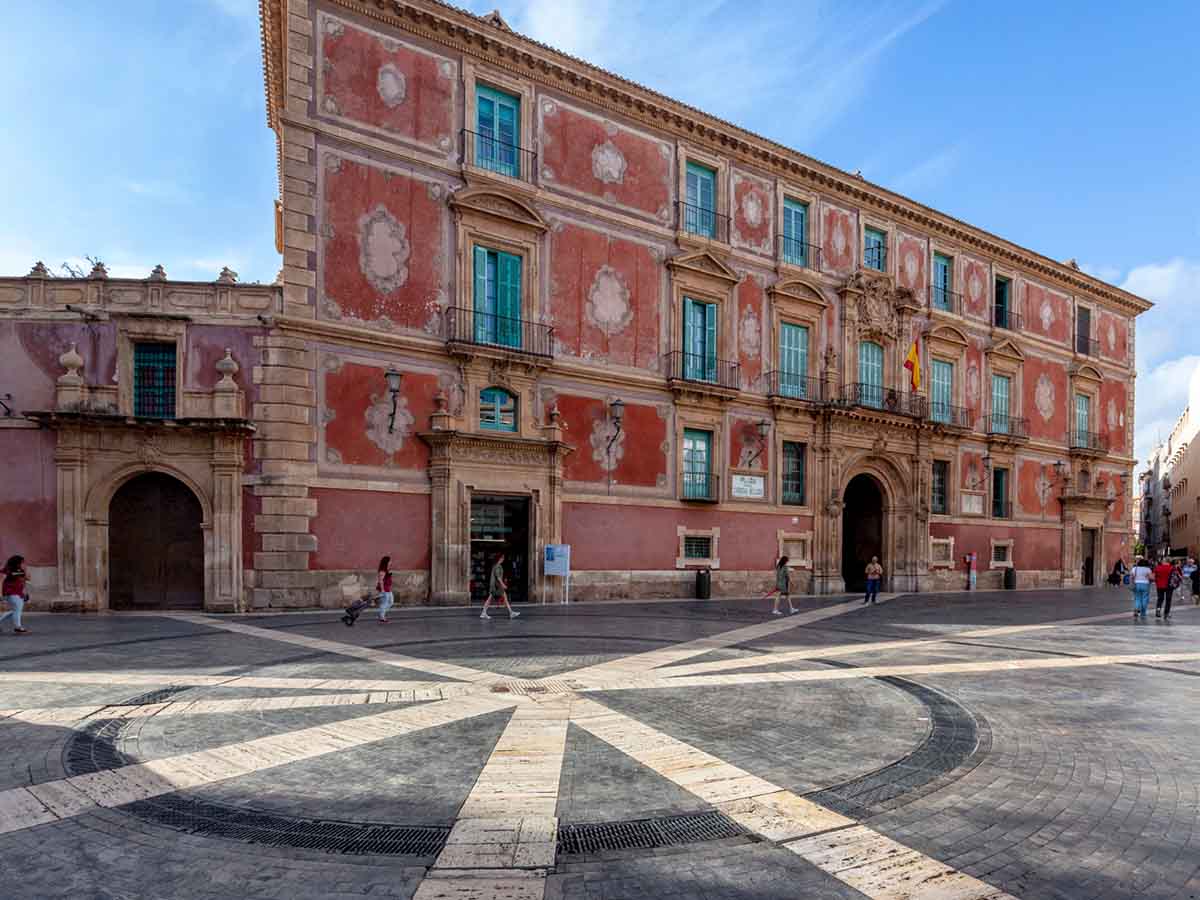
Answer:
[123, 795, 451, 858]
[63, 719, 129, 776]
[122, 685, 192, 707]
[557, 810, 747, 856]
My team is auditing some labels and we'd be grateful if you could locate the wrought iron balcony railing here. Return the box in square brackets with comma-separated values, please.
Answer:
[462, 129, 536, 182]
[681, 471, 719, 502]
[778, 234, 822, 269]
[930, 285, 963, 315]
[863, 245, 888, 272]
[765, 370, 825, 403]
[985, 414, 1029, 439]
[445, 306, 555, 358]
[993, 305, 1023, 331]
[928, 401, 972, 429]
[1075, 333, 1101, 357]
[1069, 430, 1108, 453]
[992, 498, 1012, 519]
[677, 201, 730, 242]
[842, 383, 927, 418]
[666, 351, 740, 391]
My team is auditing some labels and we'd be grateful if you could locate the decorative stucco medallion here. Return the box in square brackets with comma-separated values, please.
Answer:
[376, 64, 407, 107]
[1107, 398, 1118, 430]
[322, 95, 342, 116]
[358, 205, 410, 295]
[1035, 374, 1056, 422]
[365, 391, 413, 458]
[739, 306, 761, 359]
[741, 192, 763, 228]
[1036, 472, 1054, 507]
[831, 219, 847, 257]
[1107, 322, 1116, 351]
[322, 16, 344, 37]
[903, 250, 918, 286]
[968, 271, 982, 302]
[542, 100, 556, 116]
[438, 61, 453, 79]
[591, 141, 626, 184]
[1040, 299, 1054, 332]
[589, 418, 625, 473]
[966, 363, 981, 406]
[586, 265, 633, 336]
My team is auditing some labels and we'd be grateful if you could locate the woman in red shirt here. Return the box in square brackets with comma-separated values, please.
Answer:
[1153, 559, 1175, 619]
[1, 554, 30, 634]
[376, 555, 394, 624]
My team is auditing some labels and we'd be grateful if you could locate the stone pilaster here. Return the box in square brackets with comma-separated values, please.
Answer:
[279, 0, 317, 320]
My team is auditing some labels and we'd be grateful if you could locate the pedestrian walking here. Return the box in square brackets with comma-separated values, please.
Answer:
[763, 556, 797, 616]
[1181, 557, 1197, 604]
[1189, 557, 1199, 604]
[1107, 558, 1126, 588]
[1130, 557, 1153, 621]
[480, 552, 519, 620]
[863, 556, 883, 605]
[1, 555, 30, 635]
[1162, 560, 1183, 622]
[1153, 557, 1174, 619]
[375, 556, 394, 624]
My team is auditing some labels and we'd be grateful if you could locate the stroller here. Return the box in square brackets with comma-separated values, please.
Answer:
[341, 592, 375, 626]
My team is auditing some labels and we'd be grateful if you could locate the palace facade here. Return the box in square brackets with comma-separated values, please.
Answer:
[0, 0, 1150, 612]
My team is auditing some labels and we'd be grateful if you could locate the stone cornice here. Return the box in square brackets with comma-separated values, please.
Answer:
[261, 0, 1154, 319]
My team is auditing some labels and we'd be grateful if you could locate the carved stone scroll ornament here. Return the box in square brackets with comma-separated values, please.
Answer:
[824, 492, 844, 518]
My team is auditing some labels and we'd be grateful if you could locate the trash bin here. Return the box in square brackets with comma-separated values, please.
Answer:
[695, 568, 712, 600]
[1003, 565, 1016, 590]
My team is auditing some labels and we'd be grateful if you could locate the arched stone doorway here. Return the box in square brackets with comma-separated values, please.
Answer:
[109, 472, 205, 610]
[842, 473, 885, 592]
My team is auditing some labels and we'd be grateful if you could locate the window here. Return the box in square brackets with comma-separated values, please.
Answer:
[858, 341, 884, 407]
[778, 322, 810, 398]
[479, 387, 517, 432]
[1075, 306, 1092, 354]
[473, 246, 522, 348]
[930, 360, 954, 423]
[1075, 393, 1090, 436]
[991, 373, 1011, 432]
[475, 85, 520, 177]
[864, 227, 887, 271]
[994, 277, 1011, 328]
[932, 460, 949, 515]
[683, 297, 718, 382]
[932, 253, 953, 311]
[782, 198, 809, 266]
[684, 535, 713, 559]
[133, 342, 177, 418]
[684, 161, 717, 237]
[992, 543, 1010, 563]
[682, 429, 713, 499]
[782, 441, 806, 505]
[992, 467, 1010, 518]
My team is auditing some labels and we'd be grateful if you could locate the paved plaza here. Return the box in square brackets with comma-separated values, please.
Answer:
[1, 588, 1199, 900]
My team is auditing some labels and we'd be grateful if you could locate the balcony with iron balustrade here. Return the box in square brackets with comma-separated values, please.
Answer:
[1069, 429, 1108, 457]
[444, 306, 555, 365]
[929, 285, 964, 317]
[985, 413, 1029, 443]
[764, 370, 826, 411]
[837, 382, 928, 419]
[1074, 332, 1101, 358]
[461, 129, 537, 184]
[777, 234, 822, 271]
[993, 304, 1023, 332]
[927, 401, 972, 431]
[665, 351, 740, 400]
[680, 471, 719, 503]
[677, 202, 730, 244]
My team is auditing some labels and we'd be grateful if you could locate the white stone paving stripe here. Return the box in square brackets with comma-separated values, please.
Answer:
[571, 697, 1013, 899]
[0, 694, 516, 836]
[165, 613, 505, 685]
[1, 670, 463, 692]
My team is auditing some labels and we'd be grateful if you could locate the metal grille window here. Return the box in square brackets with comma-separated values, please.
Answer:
[684, 535, 712, 559]
[782, 441, 806, 505]
[931, 460, 949, 515]
[133, 342, 177, 419]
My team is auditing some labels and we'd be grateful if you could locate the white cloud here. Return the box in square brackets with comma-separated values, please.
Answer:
[1080, 261, 1121, 285]
[1134, 354, 1200, 467]
[887, 141, 966, 196]
[1122, 257, 1200, 375]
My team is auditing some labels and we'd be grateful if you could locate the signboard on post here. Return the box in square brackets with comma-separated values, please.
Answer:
[544, 544, 571, 604]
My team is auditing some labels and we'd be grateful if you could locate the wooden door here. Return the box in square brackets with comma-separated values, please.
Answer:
[109, 472, 204, 610]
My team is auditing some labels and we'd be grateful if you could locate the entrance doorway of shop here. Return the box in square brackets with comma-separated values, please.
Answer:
[842, 474, 884, 593]
[469, 495, 530, 604]
[109, 472, 205, 610]
[1081, 528, 1097, 586]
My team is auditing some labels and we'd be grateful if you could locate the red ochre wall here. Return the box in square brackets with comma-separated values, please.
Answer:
[0, 428, 58, 566]
[930, 522, 1062, 572]
[309, 488, 431, 571]
[556, 395, 666, 487]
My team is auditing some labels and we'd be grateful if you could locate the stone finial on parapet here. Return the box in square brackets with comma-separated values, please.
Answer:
[28, 261, 50, 277]
[56, 342, 86, 410]
[88, 261, 109, 279]
[213, 348, 243, 418]
[148, 264, 167, 281]
[430, 389, 453, 431]
[217, 266, 239, 284]
[542, 401, 565, 442]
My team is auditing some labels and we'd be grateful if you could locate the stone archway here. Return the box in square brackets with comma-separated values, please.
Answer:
[842, 473, 886, 592]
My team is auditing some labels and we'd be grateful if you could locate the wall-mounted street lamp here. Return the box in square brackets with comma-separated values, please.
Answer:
[606, 398, 625, 453]
[746, 419, 770, 467]
[0, 393, 12, 417]
[966, 452, 993, 490]
[384, 368, 403, 433]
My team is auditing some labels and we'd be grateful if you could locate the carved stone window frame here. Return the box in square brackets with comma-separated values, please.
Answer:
[993, 262, 1018, 314]
[777, 529, 813, 570]
[462, 60, 537, 185]
[928, 237, 960, 315]
[666, 250, 740, 364]
[774, 431, 813, 512]
[985, 338, 1025, 419]
[859, 213, 894, 278]
[929, 534, 955, 569]
[115, 314, 187, 418]
[676, 145, 729, 245]
[774, 182, 819, 272]
[989, 537, 1015, 569]
[926, 324, 970, 410]
[1070, 363, 1104, 435]
[676, 524, 720, 569]
[768, 278, 827, 383]
[930, 456, 954, 518]
[674, 409, 725, 502]
[1074, 297, 1096, 351]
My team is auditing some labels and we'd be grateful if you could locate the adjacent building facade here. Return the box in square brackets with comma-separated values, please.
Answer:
[0, 0, 1151, 612]
[1139, 367, 1200, 559]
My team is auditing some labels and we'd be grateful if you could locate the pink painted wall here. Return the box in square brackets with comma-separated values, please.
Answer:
[1023, 282, 1071, 344]
[539, 99, 672, 221]
[310, 487, 431, 570]
[960, 256, 989, 321]
[730, 170, 773, 255]
[321, 157, 448, 329]
[1024, 356, 1069, 442]
[319, 16, 456, 151]
[242, 489, 260, 570]
[1096, 308, 1130, 365]
[964, 340, 984, 423]
[549, 222, 660, 370]
[324, 362, 439, 469]
[1100, 380, 1128, 455]
[895, 234, 926, 300]
[729, 416, 766, 470]
[1017, 457, 1054, 518]
[736, 276, 766, 387]
[555, 394, 665, 487]
[186, 326, 260, 402]
[1, 322, 116, 411]
[0, 428, 57, 565]
[821, 206, 856, 274]
[930, 522, 1062, 571]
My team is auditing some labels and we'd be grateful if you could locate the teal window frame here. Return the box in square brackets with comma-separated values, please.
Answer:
[682, 428, 713, 499]
[992, 467, 1010, 518]
[864, 227, 887, 271]
[473, 246, 522, 348]
[933, 253, 953, 310]
[930, 360, 954, 423]
[683, 296, 718, 382]
[782, 441, 806, 505]
[931, 460, 949, 515]
[778, 322, 810, 399]
[479, 387, 518, 432]
[782, 198, 809, 266]
[1075, 393, 1090, 436]
[133, 342, 177, 419]
[858, 341, 884, 408]
[991, 374, 1011, 433]
[685, 161, 717, 237]
[475, 84, 521, 178]
[994, 277, 1011, 326]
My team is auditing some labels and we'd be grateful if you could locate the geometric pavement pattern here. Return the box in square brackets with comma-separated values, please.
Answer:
[2, 590, 1200, 899]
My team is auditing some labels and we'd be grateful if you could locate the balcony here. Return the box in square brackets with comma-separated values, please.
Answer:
[677, 201, 729, 243]
[930, 285, 963, 316]
[765, 370, 825, 406]
[778, 234, 822, 269]
[1075, 332, 1101, 357]
[992, 498, 1012, 519]
[985, 414, 1029, 441]
[1069, 430, 1108, 455]
[863, 245, 888, 272]
[993, 305, 1023, 331]
[841, 383, 928, 418]
[666, 351, 740, 395]
[445, 306, 555, 360]
[681, 471, 719, 502]
[462, 129, 536, 183]
[928, 401, 972, 430]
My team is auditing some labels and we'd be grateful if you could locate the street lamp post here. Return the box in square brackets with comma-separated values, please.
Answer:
[384, 368, 403, 433]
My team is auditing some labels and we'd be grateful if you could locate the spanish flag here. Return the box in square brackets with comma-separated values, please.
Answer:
[904, 339, 921, 392]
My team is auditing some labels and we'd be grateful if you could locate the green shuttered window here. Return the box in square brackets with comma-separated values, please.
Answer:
[782, 198, 808, 266]
[858, 341, 884, 407]
[992, 467, 1010, 518]
[931, 460, 949, 515]
[931, 360, 954, 423]
[864, 228, 887, 271]
[479, 387, 517, 432]
[473, 246, 522, 348]
[683, 297, 718, 382]
[685, 162, 716, 237]
[779, 322, 809, 399]
[782, 441, 806, 505]
[682, 428, 712, 499]
[933, 253, 952, 310]
[991, 374, 1011, 433]
[475, 85, 520, 178]
[1075, 393, 1090, 435]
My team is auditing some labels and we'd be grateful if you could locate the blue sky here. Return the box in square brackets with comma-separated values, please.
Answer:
[2, 0, 1196, 470]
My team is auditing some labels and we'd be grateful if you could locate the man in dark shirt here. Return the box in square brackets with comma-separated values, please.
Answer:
[480, 553, 520, 620]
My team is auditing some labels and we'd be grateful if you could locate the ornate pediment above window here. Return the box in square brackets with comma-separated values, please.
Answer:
[985, 336, 1025, 366]
[838, 270, 916, 341]
[925, 324, 970, 357]
[768, 277, 829, 317]
[449, 186, 547, 234]
[666, 249, 740, 289]
[1069, 362, 1103, 388]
